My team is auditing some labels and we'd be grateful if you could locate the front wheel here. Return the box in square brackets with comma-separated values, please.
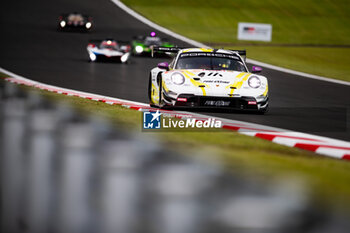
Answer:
[158, 74, 163, 108]
[148, 73, 155, 106]
[256, 104, 269, 115]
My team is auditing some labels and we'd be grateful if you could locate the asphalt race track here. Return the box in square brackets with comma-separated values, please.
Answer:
[1, 0, 349, 141]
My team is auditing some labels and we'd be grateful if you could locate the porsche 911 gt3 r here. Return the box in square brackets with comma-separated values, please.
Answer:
[58, 12, 92, 32]
[87, 39, 131, 63]
[148, 47, 269, 113]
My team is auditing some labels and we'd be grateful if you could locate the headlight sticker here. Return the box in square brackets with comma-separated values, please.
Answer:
[171, 72, 185, 85]
[248, 76, 261, 88]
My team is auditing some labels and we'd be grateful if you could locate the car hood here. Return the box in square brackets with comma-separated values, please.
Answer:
[163, 69, 267, 97]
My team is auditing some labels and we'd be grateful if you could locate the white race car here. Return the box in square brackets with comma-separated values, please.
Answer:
[87, 39, 131, 63]
[148, 47, 269, 113]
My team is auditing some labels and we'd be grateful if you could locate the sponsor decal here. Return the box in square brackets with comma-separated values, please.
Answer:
[177, 97, 187, 102]
[180, 52, 239, 60]
[243, 27, 255, 32]
[237, 22, 272, 42]
[204, 100, 230, 107]
[203, 80, 230, 84]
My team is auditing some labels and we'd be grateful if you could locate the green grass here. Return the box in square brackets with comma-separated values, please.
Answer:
[233, 46, 350, 79]
[121, 0, 350, 81]
[36, 88, 350, 210]
[0, 72, 9, 78]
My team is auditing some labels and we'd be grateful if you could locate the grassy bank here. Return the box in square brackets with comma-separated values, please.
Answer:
[233, 46, 350, 79]
[0, 72, 8, 78]
[35, 88, 350, 210]
[121, 0, 350, 81]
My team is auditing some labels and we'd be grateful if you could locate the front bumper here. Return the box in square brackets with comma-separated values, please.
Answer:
[163, 93, 268, 110]
[134, 48, 171, 57]
[59, 24, 91, 31]
[91, 53, 129, 63]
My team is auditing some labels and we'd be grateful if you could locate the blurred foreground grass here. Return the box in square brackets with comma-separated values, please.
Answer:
[37, 88, 350, 210]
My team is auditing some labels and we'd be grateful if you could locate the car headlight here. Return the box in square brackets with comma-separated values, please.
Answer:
[85, 22, 92, 29]
[135, 45, 143, 54]
[248, 76, 261, 88]
[89, 53, 97, 61]
[60, 21, 66, 27]
[121, 53, 129, 63]
[171, 73, 185, 85]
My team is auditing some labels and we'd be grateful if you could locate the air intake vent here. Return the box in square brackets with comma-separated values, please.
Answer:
[198, 72, 205, 77]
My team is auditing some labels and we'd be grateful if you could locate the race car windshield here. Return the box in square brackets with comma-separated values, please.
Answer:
[175, 53, 247, 71]
[68, 14, 84, 22]
[100, 41, 119, 50]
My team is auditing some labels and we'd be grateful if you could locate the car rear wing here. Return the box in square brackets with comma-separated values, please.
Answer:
[230, 50, 246, 61]
[151, 46, 247, 60]
[88, 39, 131, 45]
[151, 46, 183, 57]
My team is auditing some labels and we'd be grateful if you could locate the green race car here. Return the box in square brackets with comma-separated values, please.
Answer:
[132, 32, 174, 57]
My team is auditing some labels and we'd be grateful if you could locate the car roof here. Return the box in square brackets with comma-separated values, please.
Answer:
[101, 40, 117, 45]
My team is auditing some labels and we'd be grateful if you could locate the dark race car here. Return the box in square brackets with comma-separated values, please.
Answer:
[58, 12, 93, 32]
[132, 32, 174, 57]
[87, 39, 131, 63]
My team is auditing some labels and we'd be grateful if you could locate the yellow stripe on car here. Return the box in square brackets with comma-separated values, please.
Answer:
[225, 72, 250, 96]
[162, 80, 169, 92]
[182, 49, 192, 53]
[225, 72, 246, 89]
[183, 70, 209, 89]
[151, 83, 159, 104]
[263, 84, 268, 96]
[182, 48, 213, 53]
[238, 73, 251, 88]
[199, 48, 213, 52]
[182, 71, 207, 96]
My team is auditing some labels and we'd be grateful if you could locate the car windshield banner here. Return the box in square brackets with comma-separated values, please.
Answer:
[180, 53, 239, 60]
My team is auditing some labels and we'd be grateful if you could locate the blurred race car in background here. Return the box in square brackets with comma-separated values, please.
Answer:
[87, 39, 131, 63]
[132, 32, 174, 57]
[58, 12, 93, 32]
[148, 47, 269, 113]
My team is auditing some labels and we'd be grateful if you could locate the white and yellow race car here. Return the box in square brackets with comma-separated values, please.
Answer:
[148, 47, 269, 113]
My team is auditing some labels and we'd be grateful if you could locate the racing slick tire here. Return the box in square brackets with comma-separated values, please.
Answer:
[148, 73, 157, 107]
[157, 73, 171, 109]
[256, 104, 269, 115]
[158, 73, 163, 108]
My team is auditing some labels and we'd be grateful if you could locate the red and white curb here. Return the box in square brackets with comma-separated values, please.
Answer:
[1, 71, 350, 161]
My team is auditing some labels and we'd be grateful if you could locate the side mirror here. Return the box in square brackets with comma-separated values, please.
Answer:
[252, 66, 262, 73]
[158, 62, 169, 71]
